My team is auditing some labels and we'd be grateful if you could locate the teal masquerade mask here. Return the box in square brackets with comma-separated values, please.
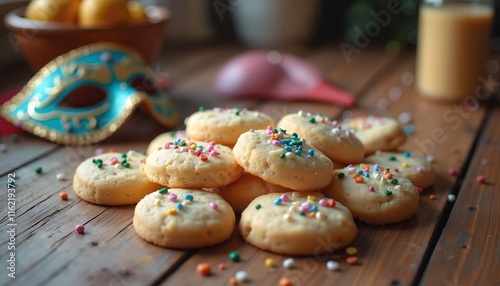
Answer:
[0, 42, 178, 145]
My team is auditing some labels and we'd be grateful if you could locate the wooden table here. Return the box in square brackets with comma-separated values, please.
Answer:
[1, 42, 499, 286]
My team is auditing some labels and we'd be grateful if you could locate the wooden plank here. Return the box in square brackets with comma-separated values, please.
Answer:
[420, 96, 500, 285]
[0, 142, 189, 285]
[0, 135, 59, 176]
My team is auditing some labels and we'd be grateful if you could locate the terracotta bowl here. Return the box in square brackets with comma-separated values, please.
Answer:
[4, 6, 169, 71]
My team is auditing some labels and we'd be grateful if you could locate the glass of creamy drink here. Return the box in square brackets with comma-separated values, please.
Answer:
[416, 0, 495, 102]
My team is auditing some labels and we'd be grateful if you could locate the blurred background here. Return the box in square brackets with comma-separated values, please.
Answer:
[1, 0, 500, 69]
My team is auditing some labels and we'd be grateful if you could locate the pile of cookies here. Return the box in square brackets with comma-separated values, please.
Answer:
[72, 107, 436, 255]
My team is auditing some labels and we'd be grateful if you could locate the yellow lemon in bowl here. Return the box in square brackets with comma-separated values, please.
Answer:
[78, 0, 129, 27]
[25, 0, 80, 23]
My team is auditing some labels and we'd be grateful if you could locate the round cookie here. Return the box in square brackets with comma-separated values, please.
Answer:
[216, 172, 293, 213]
[341, 116, 406, 155]
[133, 188, 235, 249]
[146, 130, 187, 155]
[186, 107, 275, 146]
[145, 138, 243, 188]
[364, 151, 436, 188]
[73, 151, 160, 205]
[239, 191, 357, 255]
[277, 111, 365, 164]
[322, 164, 419, 225]
[232, 127, 334, 191]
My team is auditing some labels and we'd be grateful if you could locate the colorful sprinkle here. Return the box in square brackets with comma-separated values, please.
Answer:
[346, 246, 358, 255]
[218, 263, 226, 270]
[234, 270, 248, 282]
[347, 256, 358, 265]
[283, 258, 295, 269]
[123, 162, 130, 168]
[315, 212, 326, 220]
[75, 224, 85, 234]
[355, 176, 364, 183]
[92, 159, 103, 169]
[338, 172, 345, 179]
[209, 202, 219, 210]
[158, 187, 168, 195]
[404, 151, 411, 157]
[274, 198, 283, 205]
[35, 166, 43, 174]
[279, 277, 293, 286]
[168, 193, 177, 202]
[229, 251, 240, 262]
[389, 156, 397, 161]
[384, 190, 393, 196]
[369, 186, 375, 192]
[307, 195, 316, 201]
[318, 199, 328, 207]
[59, 192, 68, 200]
[196, 262, 211, 276]
[448, 194, 456, 202]
[56, 173, 66, 181]
[176, 202, 183, 210]
[307, 149, 314, 156]
[326, 260, 340, 271]
[448, 168, 457, 176]
[476, 175, 486, 184]
[184, 194, 194, 201]
[416, 166, 423, 173]
[265, 258, 276, 267]
[429, 194, 437, 200]
[167, 208, 177, 215]
[390, 179, 398, 185]
[327, 199, 336, 208]
[255, 204, 262, 210]
[280, 194, 289, 202]
[404, 125, 415, 135]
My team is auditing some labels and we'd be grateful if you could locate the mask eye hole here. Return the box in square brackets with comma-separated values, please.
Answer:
[59, 86, 108, 108]
[131, 75, 159, 96]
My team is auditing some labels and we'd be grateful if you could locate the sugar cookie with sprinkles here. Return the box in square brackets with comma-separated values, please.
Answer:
[277, 111, 365, 164]
[144, 138, 243, 188]
[146, 130, 188, 155]
[73, 151, 160, 205]
[364, 151, 436, 188]
[216, 172, 293, 213]
[341, 116, 406, 155]
[133, 188, 235, 248]
[185, 107, 275, 146]
[239, 191, 357, 255]
[322, 164, 419, 225]
[232, 127, 334, 191]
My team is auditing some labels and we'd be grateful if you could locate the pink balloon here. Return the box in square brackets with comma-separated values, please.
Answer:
[213, 51, 355, 107]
